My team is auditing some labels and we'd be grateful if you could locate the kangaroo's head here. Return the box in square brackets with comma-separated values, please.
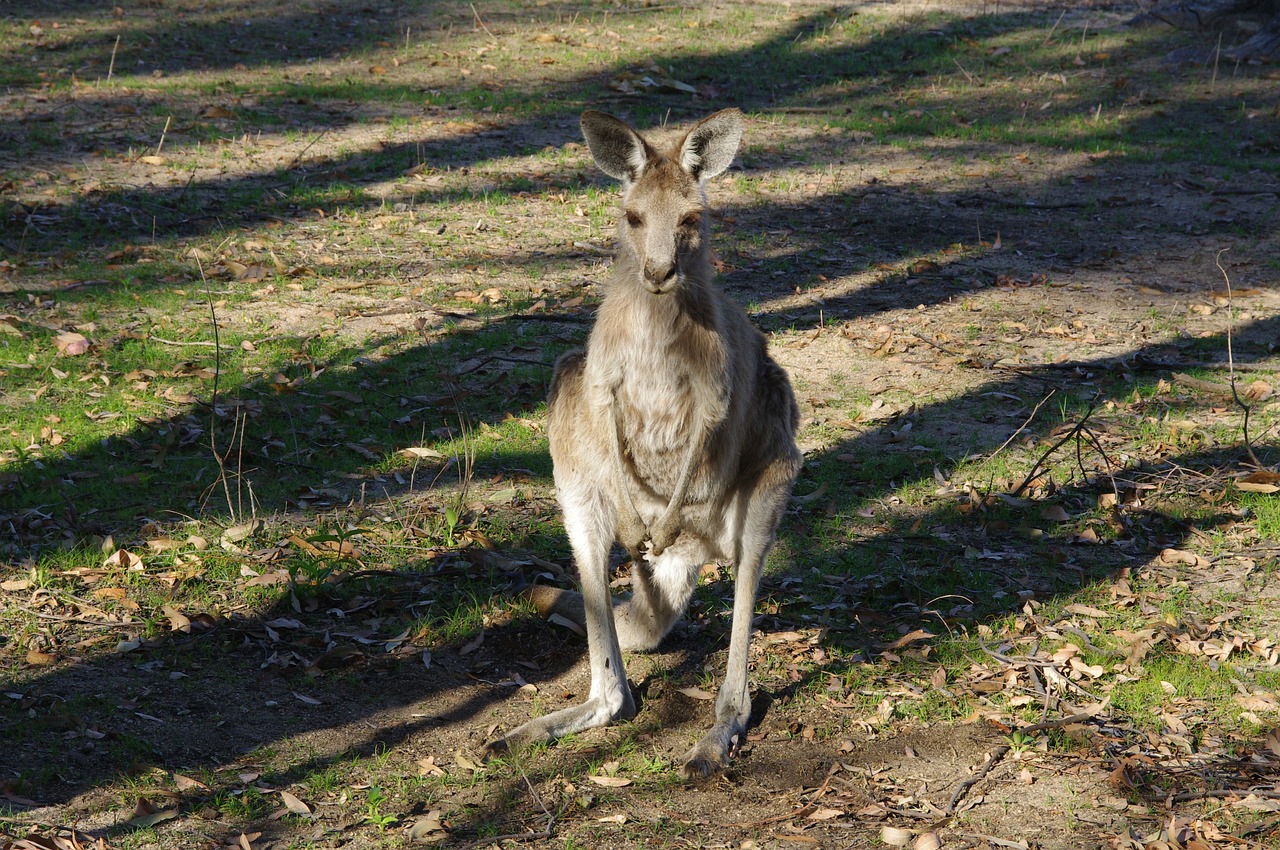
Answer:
[580, 109, 743, 296]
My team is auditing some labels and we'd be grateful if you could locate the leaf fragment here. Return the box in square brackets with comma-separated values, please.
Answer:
[278, 789, 312, 816]
[55, 331, 90, 355]
[677, 686, 716, 701]
[408, 809, 447, 843]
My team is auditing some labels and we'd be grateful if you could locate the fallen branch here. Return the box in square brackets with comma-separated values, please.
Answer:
[149, 335, 235, 350]
[1010, 400, 1099, 497]
[14, 606, 122, 628]
[987, 389, 1056, 462]
[1169, 788, 1280, 804]
[1216, 249, 1266, 470]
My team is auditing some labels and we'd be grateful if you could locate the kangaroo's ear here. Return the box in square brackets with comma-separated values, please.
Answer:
[581, 111, 651, 183]
[678, 108, 743, 182]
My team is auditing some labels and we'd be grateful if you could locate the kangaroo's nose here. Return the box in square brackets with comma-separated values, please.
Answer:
[644, 261, 676, 292]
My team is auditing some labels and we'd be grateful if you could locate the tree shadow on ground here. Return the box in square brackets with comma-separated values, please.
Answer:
[2, 2, 1279, 845]
[8, 4, 1266, 263]
[1, 311, 1276, 846]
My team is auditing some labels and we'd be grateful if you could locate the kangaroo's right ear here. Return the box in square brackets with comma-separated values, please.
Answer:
[581, 111, 651, 183]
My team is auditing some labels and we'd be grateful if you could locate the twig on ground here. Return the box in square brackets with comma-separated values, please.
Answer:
[1010, 400, 1099, 496]
[1169, 788, 1280, 804]
[1173, 371, 1234, 396]
[469, 2, 498, 41]
[149, 336, 236, 350]
[956, 833, 1041, 849]
[1058, 625, 1124, 658]
[1042, 8, 1067, 44]
[988, 389, 1056, 462]
[286, 128, 332, 171]
[14, 606, 122, 628]
[1215, 249, 1266, 469]
[729, 762, 841, 827]
[106, 35, 120, 82]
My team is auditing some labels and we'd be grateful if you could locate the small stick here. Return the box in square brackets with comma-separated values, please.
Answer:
[107, 35, 121, 82]
[944, 705, 1106, 815]
[155, 116, 171, 155]
[1212, 31, 1223, 90]
[1169, 788, 1280, 804]
[1042, 8, 1066, 45]
[729, 762, 841, 827]
[148, 336, 234, 349]
[1010, 400, 1099, 496]
[953, 57, 977, 85]
[1215, 249, 1265, 469]
[469, 2, 497, 41]
[987, 388, 1056, 462]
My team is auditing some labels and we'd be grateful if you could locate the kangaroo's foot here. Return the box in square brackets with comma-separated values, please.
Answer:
[484, 692, 636, 761]
[681, 719, 744, 780]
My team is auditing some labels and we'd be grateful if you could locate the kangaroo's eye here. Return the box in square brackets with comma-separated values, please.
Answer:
[625, 211, 643, 228]
[680, 212, 702, 229]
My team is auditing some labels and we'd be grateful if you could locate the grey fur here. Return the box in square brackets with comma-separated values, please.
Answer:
[485, 109, 801, 779]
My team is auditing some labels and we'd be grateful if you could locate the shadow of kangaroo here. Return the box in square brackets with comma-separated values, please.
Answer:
[484, 109, 802, 779]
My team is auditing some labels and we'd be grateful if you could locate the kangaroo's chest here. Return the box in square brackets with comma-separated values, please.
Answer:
[616, 364, 697, 455]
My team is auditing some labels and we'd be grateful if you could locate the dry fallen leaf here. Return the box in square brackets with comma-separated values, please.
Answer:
[881, 825, 914, 847]
[1064, 603, 1110, 619]
[1040, 504, 1070, 522]
[882, 629, 935, 650]
[408, 809, 447, 843]
[104, 548, 143, 570]
[1160, 548, 1209, 567]
[587, 774, 632, 787]
[458, 630, 484, 656]
[677, 686, 716, 701]
[54, 327, 90, 355]
[454, 749, 483, 773]
[128, 799, 180, 829]
[174, 773, 209, 791]
[162, 604, 191, 633]
[417, 756, 447, 777]
[278, 789, 312, 816]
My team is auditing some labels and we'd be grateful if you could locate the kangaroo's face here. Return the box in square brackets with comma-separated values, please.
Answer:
[580, 109, 744, 296]
[622, 159, 705, 295]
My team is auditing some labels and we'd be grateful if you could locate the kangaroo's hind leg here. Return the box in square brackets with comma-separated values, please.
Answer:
[485, 477, 635, 757]
[682, 457, 798, 779]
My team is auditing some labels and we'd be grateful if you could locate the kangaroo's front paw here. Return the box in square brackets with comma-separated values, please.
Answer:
[616, 508, 649, 560]
[646, 512, 680, 558]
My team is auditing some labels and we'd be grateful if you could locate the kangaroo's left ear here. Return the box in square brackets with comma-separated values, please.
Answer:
[678, 109, 744, 182]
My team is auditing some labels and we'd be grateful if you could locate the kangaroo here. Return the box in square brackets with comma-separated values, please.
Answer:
[485, 108, 801, 779]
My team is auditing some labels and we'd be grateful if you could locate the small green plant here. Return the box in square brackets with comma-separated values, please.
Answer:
[361, 786, 398, 831]
[1005, 730, 1037, 755]
[443, 505, 462, 545]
